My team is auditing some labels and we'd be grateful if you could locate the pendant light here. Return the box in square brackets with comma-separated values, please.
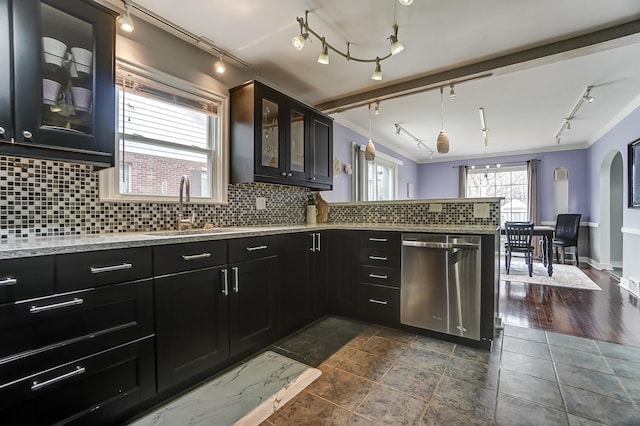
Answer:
[365, 104, 376, 161]
[436, 86, 450, 154]
[116, 1, 135, 33]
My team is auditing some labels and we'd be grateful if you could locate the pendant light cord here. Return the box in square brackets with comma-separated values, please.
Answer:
[440, 86, 445, 130]
[368, 103, 372, 140]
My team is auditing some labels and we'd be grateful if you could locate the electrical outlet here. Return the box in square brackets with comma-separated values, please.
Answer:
[256, 197, 266, 210]
[473, 203, 490, 218]
[429, 203, 443, 213]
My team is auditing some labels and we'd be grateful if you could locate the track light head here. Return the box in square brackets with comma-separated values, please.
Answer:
[317, 40, 329, 64]
[389, 24, 404, 55]
[292, 33, 308, 50]
[565, 120, 571, 131]
[214, 53, 225, 74]
[395, 124, 401, 135]
[374, 102, 380, 115]
[371, 58, 383, 81]
[398, 0, 414, 5]
[116, 2, 134, 33]
[449, 84, 456, 99]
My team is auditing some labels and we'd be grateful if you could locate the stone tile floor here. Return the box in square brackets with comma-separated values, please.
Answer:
[263, 316, 640, 425]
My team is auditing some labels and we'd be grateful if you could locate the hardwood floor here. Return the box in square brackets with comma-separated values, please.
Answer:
[499, 263, 640, 347]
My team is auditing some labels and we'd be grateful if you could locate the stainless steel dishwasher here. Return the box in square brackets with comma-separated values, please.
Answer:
[401, 233, 481, 341]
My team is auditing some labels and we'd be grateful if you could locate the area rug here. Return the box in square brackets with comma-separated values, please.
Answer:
[501, 259, 602, 291]
[130, 351, 321, 426]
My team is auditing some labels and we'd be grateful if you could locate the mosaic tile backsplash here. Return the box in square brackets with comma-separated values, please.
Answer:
[327, 201, 500, 226]
[0, 156, 309, 239]
[0, 156, 500, 240]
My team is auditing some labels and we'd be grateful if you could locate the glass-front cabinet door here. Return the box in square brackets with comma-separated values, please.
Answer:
[288, 106, 307, 180]
[0, 0, 11, 143]
[10, 0, 115, 167]
[254, 84, 286, 178]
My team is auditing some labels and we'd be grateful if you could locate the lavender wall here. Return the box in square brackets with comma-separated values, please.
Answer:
[322, 122, 419, 202]
[588, 106, 640, 228]
[416, 149, 590, 222]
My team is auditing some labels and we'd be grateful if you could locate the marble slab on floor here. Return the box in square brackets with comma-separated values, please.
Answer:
[130, 351, 321, 426]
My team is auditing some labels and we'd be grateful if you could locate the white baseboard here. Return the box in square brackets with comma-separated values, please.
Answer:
[582, 257, 613, 270]
[611, 260, 623, 269]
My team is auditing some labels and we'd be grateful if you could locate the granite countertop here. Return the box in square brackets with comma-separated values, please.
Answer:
[0, 223, 500, 259]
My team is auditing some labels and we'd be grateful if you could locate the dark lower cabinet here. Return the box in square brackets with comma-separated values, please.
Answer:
[0, 336, 155, 425]
[278, 232, 313, 334]
[155, 266, 229, 392]
[229, 256, 278, 356]
[329, 230, 360, 316]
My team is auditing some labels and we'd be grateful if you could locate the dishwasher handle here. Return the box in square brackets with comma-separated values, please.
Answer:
[402, 240, 479, 250]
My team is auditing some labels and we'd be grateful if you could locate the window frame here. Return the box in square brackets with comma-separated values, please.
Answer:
[99, 59, 229, 204]
[352, 142, 401, 201]
[466, 164, 529, 222]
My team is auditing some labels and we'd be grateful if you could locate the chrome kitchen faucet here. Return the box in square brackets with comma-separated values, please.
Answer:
[177, 175, 196, 230]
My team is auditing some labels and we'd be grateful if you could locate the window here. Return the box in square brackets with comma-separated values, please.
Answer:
[466, 165, 528, 223]
[100, 62, 228, 203]
[353, 144, 401, 201]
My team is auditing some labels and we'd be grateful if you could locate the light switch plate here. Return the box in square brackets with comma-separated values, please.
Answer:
[256, 197, 266, 210]
[473, 203, 490, 218]
[429, 203, 443, 212]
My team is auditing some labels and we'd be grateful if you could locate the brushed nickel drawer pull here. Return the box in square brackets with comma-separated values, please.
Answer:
[246, 245, 268, 252]
[182, 253, 211, 261]
[368, 298, 388, 305]
[0, 277, 17, 286]
[31, 366, 85, 391]
[221, 269, 229, 296]
[369, 255, 388, 261]
[369, 273, 388, 279]
[30, 298, 84, 314]
[90, 263, 132, 274]
[232, 267, 239, 293]
[369, 238, 388, 242]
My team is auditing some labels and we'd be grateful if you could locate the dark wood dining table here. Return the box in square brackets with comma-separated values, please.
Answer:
[501, 225, 555, 276]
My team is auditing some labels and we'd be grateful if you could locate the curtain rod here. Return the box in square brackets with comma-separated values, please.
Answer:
[451, 159, 541, 168]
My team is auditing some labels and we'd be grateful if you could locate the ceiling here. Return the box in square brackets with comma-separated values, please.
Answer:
[110, 0, 640, 163]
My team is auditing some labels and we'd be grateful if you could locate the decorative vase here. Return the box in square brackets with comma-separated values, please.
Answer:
[306, 205, 317, 224]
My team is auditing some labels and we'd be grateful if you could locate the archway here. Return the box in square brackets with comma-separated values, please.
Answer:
[599, 150, 624, 271]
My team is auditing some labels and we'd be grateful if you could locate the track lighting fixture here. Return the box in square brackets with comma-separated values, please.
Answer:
[479, 107, 488, 147]
[292, 7, 411, 81]
[116, 1, 134, 33]
[371, 58, 383, 81]
[449, 84, 456, 99]
[394, 123, 436, 158]
[554, 86, 595, 144]
[374, 102, 380, 115]
[214, 52, 226, 74]
[398, 0, 414, 5]
[317, 38, 329, 65]
[389, 24, 404, 55]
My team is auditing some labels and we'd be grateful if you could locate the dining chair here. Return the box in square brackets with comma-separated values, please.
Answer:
[504, 222, 535, 277]
[553, 214, 582, 265]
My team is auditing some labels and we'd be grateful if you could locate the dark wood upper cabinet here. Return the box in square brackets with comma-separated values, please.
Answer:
[230, 80, 333, 190]
[0, 0, 116, 168]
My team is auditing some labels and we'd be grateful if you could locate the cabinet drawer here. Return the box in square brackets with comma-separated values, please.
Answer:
[154, 240, 227, 276]
[0, 256, 54, 303]
[228, 235, 277, 263]
[361, 248, 400, 268]
[360, 232, 401, 249]
[0, 336, 155, 425]
[56, 247, 152, 291]
[359, 284, 399, 324]
[0, 279, 153, 364]
[360, 266, 400, 288]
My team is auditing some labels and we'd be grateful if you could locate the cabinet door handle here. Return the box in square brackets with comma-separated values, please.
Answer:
[287, 172, 292, 177]
[316, 233, 321, 252]
[23, 130, 33, 140]
[369, 237, 388, 242]
[368, 298, 388, 305]
[0, 126, 5, 136]
[221, 269, 229, 296]
[310, 233, 316, 252]
[90, 263, 132, 274]
[369, 255, 388, 261]
[30, 298, 84, 314]
[368, 273, 388, 279]
[246, 245, 268, 252]
[182, 253, 211, 261]
[232, 267, 239, 293]
[31, 366, 85, 391]
[0, 277, 17, 286]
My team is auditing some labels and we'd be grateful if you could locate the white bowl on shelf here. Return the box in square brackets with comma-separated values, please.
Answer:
[42, 78, 62, 106]
[42, 37, 67, 67]
[71, 87, 92, 112]
[70, 47, 92, 75]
